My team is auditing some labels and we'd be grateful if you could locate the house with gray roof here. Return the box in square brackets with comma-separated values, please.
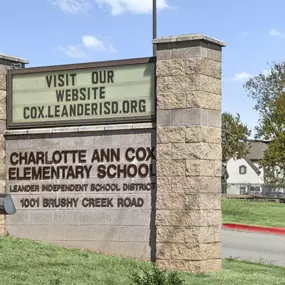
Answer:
[225, 140, 269, 195]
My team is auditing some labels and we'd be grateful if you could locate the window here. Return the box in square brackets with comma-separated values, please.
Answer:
[239, 165, 247, 175]
[240, 186, 247, 195]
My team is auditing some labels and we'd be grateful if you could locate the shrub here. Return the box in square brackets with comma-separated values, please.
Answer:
[131, 266, 184, 285]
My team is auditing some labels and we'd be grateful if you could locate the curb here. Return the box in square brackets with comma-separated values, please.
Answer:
[222, 223, 285, 235]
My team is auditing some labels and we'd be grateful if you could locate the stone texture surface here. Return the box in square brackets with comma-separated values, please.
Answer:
[0, 75, 6, 91]
[6, 129, 156, 260]
[0, 215, 6, 236]
[155, 35, 224, 273]
[0, 66, 7, 235]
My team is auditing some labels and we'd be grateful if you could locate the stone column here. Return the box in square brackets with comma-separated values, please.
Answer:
[0, 54, 28, 236]
[154, 34, 225, 273]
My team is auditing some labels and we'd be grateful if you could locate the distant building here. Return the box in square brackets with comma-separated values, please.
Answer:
[224, 140, 269, 195]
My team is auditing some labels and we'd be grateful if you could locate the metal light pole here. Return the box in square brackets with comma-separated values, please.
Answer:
[153, 0, 157, 56]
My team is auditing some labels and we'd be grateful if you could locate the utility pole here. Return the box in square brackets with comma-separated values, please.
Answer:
[153, 0, 157, 56]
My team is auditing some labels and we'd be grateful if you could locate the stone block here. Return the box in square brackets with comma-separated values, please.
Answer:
[186, 74, 221, 95]
[185, 194, 221, 210]
[156, 210, 204, 227]
[186, 226, 220, 244]
[171, 143, 197, 160]
[0, 75, 6, 90]
[157, 76, 195, 94]
[173, 176, 221, 194]
[132, 243, 151, 259]
[172, 242, 220, 260]
[214, 160, 222, 177]
[156, 143, 172, 160]
[170, 108, 202, 126]
[78, 210, 106, 225]
[156, 60, 185, 77]
[157, 127, 186, 144]
[171, 46, 202, 60]
[186, 160, 216, 177]
[206, 210, 222, 226]
[199, 243, 221, 259]
[66, 226, 93, 241]
[157, 159, 185, 177]
[0, 135, 5, 150]
[156, 177, 172, 193]
[0, 225, 6, 236]
[0, 180, 6, 194]
[185, 143, 221, 160]
[41, 226, 67, 241]
[186, 126, 221, 143]
[202, 43, 222, 62]
[157, 110, 171, 126]
[156, 49, 171, 61]
[157, 92, 187, 109]
[0, 103, 6, 121]
[156, 192, 185, 210]
[0, 163, 5, 181]
[30, 211, 54, 225]
[156, 260, 187, 271]
[54, 211, 79, 225]
[207, 109, 222, 128]
[119, 226, 150, 242]
[0, 90, 6, 103]
[92, 226, 119, 241]
[6, 211, 29, 225]
[105, 210, 151, 226]
[185, 58, 221, 79]
[172, 243, 201, 260]
[0, 120, 6, 133]
[156, 242, 172, 259]
[17, 226, 43, 240]
[156, 226, 185, 243]
[187, 91, 221, 110]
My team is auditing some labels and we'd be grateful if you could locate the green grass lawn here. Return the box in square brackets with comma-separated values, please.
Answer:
[222, 198, 285, 228]
[0, 236, 285, 285]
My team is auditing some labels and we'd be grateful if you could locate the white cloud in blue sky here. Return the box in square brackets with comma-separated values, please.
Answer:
[232, 72, 252, 81]
[4, 0, 285, 133]
[58, 35, 116, 58]
[95, 0, 169, 15]
[51, 0, 169, 15]
[51, 0, 91, 14]
[269, 29, 285, 38]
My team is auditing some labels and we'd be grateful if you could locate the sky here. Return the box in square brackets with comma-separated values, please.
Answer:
[2, 0, 285, 136]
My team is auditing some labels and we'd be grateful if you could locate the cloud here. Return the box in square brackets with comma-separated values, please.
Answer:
[95, 0, 169, 15]
[82, 35, 106, 51]
[232, 72, 253, 81]
[51, 0, 169, 15]
[58, 35, 116, 58]
[269, 29, 285, 38]
[51, 0, 91, 14]
[58, 45, 87, 58]
[231, 69, 272, 82]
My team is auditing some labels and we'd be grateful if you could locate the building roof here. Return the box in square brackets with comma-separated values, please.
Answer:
[0, 53, 29, 64]
[246, 140, 269, 161]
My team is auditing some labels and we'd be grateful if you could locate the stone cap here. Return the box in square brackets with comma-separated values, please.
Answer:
[153, 34, 226, 47]
[0, 53, 29, 64]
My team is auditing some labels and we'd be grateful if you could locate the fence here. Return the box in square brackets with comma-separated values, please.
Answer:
[222, 183, 285, 198]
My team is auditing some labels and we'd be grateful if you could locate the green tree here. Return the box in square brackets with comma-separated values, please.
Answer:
[222, 112, 251, 161]
[244, 62, 285, 183]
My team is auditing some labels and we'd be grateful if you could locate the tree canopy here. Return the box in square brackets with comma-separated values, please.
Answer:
[222, 112, 251, 161]
[244, 62, 285, 183]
